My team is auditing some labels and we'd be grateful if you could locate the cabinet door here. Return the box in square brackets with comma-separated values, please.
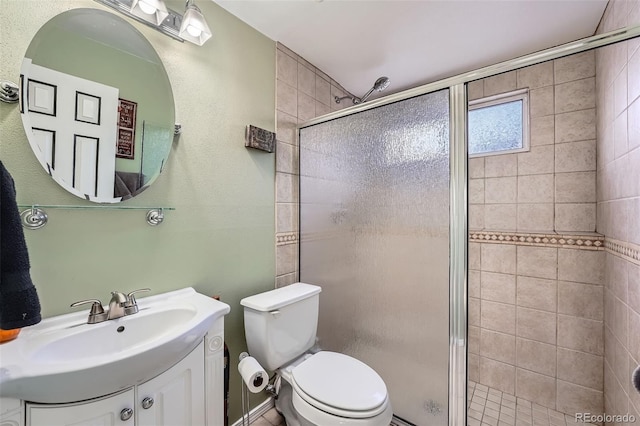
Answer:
[27, 388, 134, 426]
[137, 341, 205, 426]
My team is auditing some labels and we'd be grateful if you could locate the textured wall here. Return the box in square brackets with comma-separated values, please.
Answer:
[0, 0, 275, 421]
[595, 0, 640, 420]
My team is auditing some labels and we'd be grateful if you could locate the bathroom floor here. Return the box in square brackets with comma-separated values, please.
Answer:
[253, 382, 599, 426]
[467, 381, 598, 426]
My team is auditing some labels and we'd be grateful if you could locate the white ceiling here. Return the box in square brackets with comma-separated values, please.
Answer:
[214, 0, 608, 101]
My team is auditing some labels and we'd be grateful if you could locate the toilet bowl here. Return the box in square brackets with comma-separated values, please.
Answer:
[240, 283, 393, 426]
[280, 351, 392, 426]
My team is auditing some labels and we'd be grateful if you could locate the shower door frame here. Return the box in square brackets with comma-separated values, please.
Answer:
[297, 23, 640, 426]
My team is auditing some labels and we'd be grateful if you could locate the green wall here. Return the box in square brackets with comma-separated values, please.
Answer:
[0, 0, 276, 421]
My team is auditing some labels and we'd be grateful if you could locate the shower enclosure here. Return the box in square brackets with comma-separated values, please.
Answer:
[294, 23, 638, 426]
[299, 88, 466, 425]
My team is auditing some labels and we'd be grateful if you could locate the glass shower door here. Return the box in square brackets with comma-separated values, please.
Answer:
[299, 89, 451, 425]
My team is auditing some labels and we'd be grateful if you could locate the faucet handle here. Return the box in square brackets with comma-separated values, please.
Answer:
[124, 288, 151, 313]
[70, 299, 107, 324]
[70, 299, 105, 314]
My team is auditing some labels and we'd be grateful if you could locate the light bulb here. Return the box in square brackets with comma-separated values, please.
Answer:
[138, 1, 157, 15]
[186, 24, 202, 37]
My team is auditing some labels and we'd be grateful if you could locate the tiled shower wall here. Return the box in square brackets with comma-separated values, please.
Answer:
[595, 0, 640, 419]
[274, 43, 354, 287]
[468, 52, 607, 415]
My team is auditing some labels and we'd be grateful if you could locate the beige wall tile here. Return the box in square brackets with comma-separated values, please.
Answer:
[297, 92, 316, 122]
[484, 71, 517, 97]
[276, 272, 298, 288]
[554, 78, 596, 114]
[614, 65, 628, 118]
[517, 307, 557, 344]
[469, 179, 485, 204]
[276, 141, 298, 175]
[315, 75, 331, 106]
[629, 308, 640, 363]
[298, 63, 315, 98]
[468, 80, 484, 101]
[470, 297, 481, 327]
[517, 246, 558, 280]
[485, 177, 517, 204]
[555, 140, 596, 173]
[482, 300, 516, 334]
[558, 249, 605, 285]
[554, 50, 595, 84]
[517, 174, 554, 203]
[485, 154, 518, 177]
[557, 315, 603, 355]
[469, 325, 480, 354]
[555, 171, 596, 203]
[276, 243, 299, 276]
[481, 329, 516, 364]
[555, 203, 596, 232]
[530, 115, 555, 146]
[628, 262, 640, 314]
[469, 353, 480, 382]
[470, 242, 481, 270]
[557, 348, 603, 390]
[556, 380, 603, 415]
[469, 157, 485, 179]
[516, 338, 557, 376]
[614, 111, 628, 159]
[555, 109, 596, 143]
[480, 357, 516, 394]
[530, 86, 555, 117]
[517, 62, 554, 89]
[606, 252, 629, 301]
[276, 202, 298, 234]
[276, 111, 297, 145]
[485, 204, 517, 231]
[469, 204, 484, 230]
[481, 271, 516, 304]
[277, 81, 298, 117]
[517, 276, 557, 312]
[481, 243, 516, 274]
[516, 368, 556, 409]
[518, 145, 555, 175]
[315, 101, 330, 117]
[517, 203, 554, 232]
[629, 97, 640, 151]
[469, 270, 481, 299]
[558, 281, 604, 320]
[277, 49, 298, 86]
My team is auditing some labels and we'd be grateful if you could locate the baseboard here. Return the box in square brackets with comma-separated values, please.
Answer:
[230, 397, 275, 426]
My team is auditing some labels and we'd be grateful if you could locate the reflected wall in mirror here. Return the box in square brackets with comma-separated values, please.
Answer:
[20, 8, 175, 203]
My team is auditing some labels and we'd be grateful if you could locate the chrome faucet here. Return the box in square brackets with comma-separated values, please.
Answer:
[71, 288, 150, 324]
[107, 291, 128, 320]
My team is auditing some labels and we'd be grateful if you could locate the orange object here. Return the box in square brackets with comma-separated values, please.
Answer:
[0, 328, 21, 343]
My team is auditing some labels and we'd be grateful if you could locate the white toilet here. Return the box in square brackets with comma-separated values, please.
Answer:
[241, 283, 393, 426]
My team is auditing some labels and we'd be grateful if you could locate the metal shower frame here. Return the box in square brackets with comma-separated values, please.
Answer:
[298, 23, 640, 426]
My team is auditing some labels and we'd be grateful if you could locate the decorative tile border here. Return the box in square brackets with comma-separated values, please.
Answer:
[604, 237, 640, 266]
[276, 232, 298, 246]
[469, 231, 604, 250]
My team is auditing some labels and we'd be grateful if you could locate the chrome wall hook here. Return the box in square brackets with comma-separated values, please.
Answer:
[20, 207, 48, 229]
[146, 208, 164, 226]
[0, 80, 19, 103]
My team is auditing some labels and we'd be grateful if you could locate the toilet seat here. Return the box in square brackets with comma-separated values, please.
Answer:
[290, 351, 389, 419]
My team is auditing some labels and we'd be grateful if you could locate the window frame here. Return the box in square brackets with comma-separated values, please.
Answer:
[468, 88, 530, 158]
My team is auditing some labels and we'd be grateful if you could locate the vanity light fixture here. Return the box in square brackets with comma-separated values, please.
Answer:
[179, 0, 212, 46]
[130, 0, 169, 26]
[93, 0, 182, 42]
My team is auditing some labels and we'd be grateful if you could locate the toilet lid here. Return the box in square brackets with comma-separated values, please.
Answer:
[291, 351, 387, 412]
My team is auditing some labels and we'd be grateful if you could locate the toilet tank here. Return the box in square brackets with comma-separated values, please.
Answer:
[240, 283, 321, 371]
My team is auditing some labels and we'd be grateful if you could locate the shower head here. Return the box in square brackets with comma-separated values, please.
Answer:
[334, 76, 390, 105]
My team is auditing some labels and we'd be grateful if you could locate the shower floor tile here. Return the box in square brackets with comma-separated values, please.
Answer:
[467, 381, 598, 426]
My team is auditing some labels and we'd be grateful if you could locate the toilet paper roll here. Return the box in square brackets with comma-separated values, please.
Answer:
[238, 356, 268, 393]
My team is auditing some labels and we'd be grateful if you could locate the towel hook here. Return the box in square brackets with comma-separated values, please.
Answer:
[20, 206, 48, 230]
[146, 208, 164, 226]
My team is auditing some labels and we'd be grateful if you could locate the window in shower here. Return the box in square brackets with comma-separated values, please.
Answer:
[468, 88, 529, 157]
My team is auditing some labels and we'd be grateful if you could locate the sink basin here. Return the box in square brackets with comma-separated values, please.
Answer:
[0, 287, 230, 403]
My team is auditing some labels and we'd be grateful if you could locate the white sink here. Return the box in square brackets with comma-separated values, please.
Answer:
[0, 287, 230, 403]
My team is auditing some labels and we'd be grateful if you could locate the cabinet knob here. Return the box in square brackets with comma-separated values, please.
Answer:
[120, 407, 134, 421]
[141, 397, 154, 409]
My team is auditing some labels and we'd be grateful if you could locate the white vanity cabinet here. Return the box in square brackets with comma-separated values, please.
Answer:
[26, 341, 207, 426]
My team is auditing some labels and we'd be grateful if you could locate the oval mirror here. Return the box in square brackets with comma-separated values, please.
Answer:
[20, 8, 175, 203]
